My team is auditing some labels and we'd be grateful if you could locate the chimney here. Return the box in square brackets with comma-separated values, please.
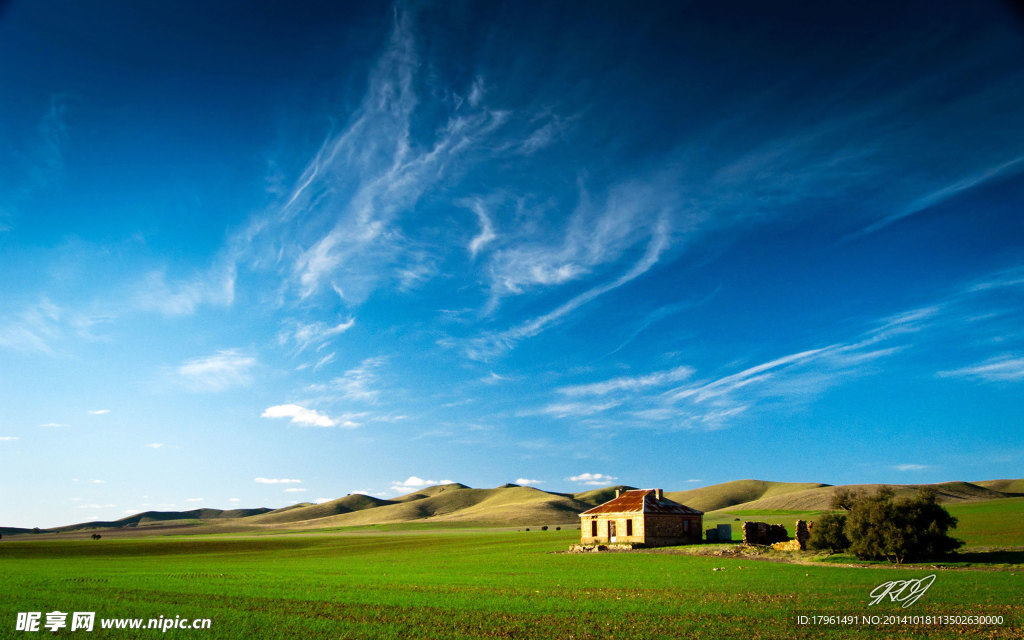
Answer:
[615, 489, 621, 498]
[655, 488, 663, 500]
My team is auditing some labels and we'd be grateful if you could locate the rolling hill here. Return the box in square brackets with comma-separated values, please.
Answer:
[253, 484, 593, 529]
[11, 478, 1022, 536]
[665, 480, 829, 512]
[718, 481, 1010, 512]
[973, 479, 1024, 495]
[48, 507, 273, 532]
[244, 493, 394, 525]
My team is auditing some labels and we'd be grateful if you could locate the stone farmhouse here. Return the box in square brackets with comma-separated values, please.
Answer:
[579, 489, 703, 547]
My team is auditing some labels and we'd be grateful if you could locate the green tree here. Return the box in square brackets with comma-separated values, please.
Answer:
[845, 487, 961, 563]
[807, 513, 849, 554]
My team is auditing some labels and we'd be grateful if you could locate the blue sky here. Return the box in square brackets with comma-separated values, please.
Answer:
[2, 1, 1023, 528]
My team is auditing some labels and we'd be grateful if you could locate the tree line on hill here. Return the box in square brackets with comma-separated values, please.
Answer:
[808, 487, 961, 563]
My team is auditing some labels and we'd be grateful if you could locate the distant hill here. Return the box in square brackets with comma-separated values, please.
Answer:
[666, 480, 829, 512]
[269, 485, 592, 528]
[245, 494, 394, 525]
[391, 482, 471, 503]
[49, 507, 273, 532]
[571, 485, 639, 507]
[974, 479, 1024, 495]
[8, 478, 1021, 536]
[719, 481, 1010, 512]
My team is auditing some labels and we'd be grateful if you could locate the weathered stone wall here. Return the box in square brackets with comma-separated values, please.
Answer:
[741, 521, 789, 546]
[580, 513, 702, 547]
[644, 514, 702, 546]
[579, 514, 645, 545]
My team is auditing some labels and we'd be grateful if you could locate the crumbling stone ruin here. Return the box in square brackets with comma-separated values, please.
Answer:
[795, 519, 812, 549]
[742, 521, 789, 546]
[763, 520, 815, 550]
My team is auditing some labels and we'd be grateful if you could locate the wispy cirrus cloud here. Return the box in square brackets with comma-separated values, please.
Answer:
[280, 318, 355, 353]
[253, 477, 302, 484]
[133, 264, 236, 316]
[558, 365, 694, 396]
[175, 349, 257, 393]
[0, 299, 108, 356]
[312, 356, 388, 404]
[938, 355, 1024, 383]
[466, 199, 497, 259]
[892, 463, 931, 472]
[469, 214, 672, 360]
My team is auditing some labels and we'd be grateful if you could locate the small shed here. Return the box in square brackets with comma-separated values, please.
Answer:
[579, 489, 703, 547]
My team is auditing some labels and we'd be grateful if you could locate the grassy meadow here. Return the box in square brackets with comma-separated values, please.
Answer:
[2, 524, 1021, 639]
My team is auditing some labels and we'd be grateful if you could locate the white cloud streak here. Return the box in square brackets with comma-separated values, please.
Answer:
[176, 350, 257, 392]
[467, 200, 497, 258]
[568, 472, 618, 486]
[261, 404, 343, 428]
[253, 477, 302, 484]
[938, 355, 1024, 382]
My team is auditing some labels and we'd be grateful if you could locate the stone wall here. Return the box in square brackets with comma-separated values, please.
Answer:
[580, 513, 702, 547]
[741, 521, 789, 546]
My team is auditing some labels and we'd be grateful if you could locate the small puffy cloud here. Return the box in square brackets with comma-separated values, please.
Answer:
[39, 422, 67, 427]
[185, 497, 204, 502]
[284, 488, 308, 493]
[0, 436, 18, 441]
[91, 479, 106, 484]
[88, 409, 110, 415]
[254, 477, 302, 484]
[893, 463, 930, 471]
[76, 503, 115, 509]
[228, 498, 241, 502]
[515, 478, 543, 485]
[391, 476, 454, 494]
[261, 404, 350, 428]
[176, 350, 257, 392]
[568, 472, 618, 486]
[145, 443, 166, 449]
[686, 478, 703, 483]
[314, 497, 333, 504]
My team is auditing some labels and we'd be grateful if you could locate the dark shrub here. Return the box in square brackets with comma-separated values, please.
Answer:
[807, 513, 849, 554]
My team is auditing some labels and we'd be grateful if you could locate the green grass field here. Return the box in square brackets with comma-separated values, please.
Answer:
[1, 525, 1021, 639]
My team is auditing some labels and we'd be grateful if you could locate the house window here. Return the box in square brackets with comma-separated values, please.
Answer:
[684, 520, 690, 532]
[626, 519, 633, 536]
[591, 520, 597, 537]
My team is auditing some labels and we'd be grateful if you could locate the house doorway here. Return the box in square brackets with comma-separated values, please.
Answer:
[609, 521, 616, 542]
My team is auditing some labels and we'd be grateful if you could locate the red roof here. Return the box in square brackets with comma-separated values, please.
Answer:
[580, 489, 703, 516]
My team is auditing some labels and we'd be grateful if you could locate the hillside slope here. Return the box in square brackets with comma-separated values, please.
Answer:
[666, 480, 829, 512]
[973, 479, 1024, 495]
[53, 507, 273, 532]
[259, 485, 591, 529]
[720, 481, 1010, 512]
[244, 494, 394, 525]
